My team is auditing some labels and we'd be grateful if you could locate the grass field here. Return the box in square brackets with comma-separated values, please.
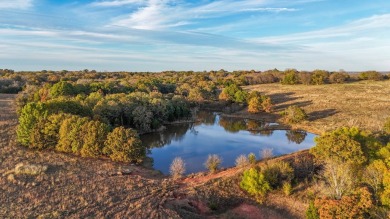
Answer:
[245, 80, 390, 134]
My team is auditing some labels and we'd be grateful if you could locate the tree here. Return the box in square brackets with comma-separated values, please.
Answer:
[311, 131, 366, 165]
[204, 154, 222, 173]
[321, 161, 355, 199]
[50, 81, 75, 97]
[247, 96, 262, 113]
[311, 70, 329, 85]
[282, 106, 308, 124]
[17, 102, 48, 146]
[169, 157, 186, 178]
[80, 120, 110, 158]
[56, 115, 89, 154]
[281, 69, 299, 85]
[262, 161, 294, 188]
[305, 201, 319, 219]
[103, 127, 145, 163]
[235, 154, 249, 167]
[240, 168, 271, 201]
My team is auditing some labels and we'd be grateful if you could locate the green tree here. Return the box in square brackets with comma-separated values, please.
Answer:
[305, 201, 319, 219]
[56, 115, 89, 154]
[103, 127, 145, 163]
[17, 102, 48, 146]
[240, 168, 271, 201]
[281, 69, 299, 85]
[310, 131, 366, 165]
[283, 106, 308, 124]
[50, 81, 75, 97]
[80, 120, 110, 158]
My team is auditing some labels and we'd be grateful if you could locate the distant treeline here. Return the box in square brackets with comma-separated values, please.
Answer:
[0, 68, 389, 94]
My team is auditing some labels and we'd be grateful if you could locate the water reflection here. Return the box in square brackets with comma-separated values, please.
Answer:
[140, 111, 315, 175]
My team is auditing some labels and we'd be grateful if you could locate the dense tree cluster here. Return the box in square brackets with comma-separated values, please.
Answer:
[308, 126, 390, 217]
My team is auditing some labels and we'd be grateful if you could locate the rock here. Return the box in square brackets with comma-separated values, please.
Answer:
[14, 163, 48, 176]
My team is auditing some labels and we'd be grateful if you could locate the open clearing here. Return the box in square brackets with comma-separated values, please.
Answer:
[245, 80, 390, 134]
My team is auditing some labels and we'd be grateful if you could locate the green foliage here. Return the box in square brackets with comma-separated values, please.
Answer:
[56, 115, 89, 153]
[248, 153, 256, 165]
[358, 71, 383, 81]
[282, 105, 308, 124]
[282, 182, 293, 196]
[240, 168, 271, 200]
[384, 117, 390, 134]
[103, 127, 145, 163]
[247, 91, 273, 113]
[311, 132, 366, 165]
[262, 161, 294, 188]
[46, 99, 92, 117]
[311, 127, 382, 165]
[17, 102, 48, 146]
[205, 154, 222, 173]
[79, 120, 110, 158]
[305, 201, 319, 219]
[50, 81, 75, 97]
[281, 69, 299, 85]
[311, 70, 329, 85]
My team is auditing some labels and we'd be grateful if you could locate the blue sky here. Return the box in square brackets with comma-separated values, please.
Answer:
[0, 0, 390, 71]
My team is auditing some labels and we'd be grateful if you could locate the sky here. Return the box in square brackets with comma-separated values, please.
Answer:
[0, 0, 390, 72]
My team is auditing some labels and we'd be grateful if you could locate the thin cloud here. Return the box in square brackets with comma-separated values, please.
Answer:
[90, 0, 145, 7]
[0, 0, 33, 9]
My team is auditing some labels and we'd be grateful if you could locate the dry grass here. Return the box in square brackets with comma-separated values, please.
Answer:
[245, 80, 390, 134]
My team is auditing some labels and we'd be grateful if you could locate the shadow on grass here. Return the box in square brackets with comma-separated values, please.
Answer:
[308, 109, 338, 121]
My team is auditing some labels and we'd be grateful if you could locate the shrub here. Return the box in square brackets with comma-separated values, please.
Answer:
[248, 153, 256, 165]
[240, 168, 271, 202]
[281, 69, 299, 85]
[282, 106, 308, 124]
[17, 102, 48, 146]
[314, 187, 374, 218]
[169, 157, 186, 178]
[358, 71, 383, 81]
[262, 161, 294, 188]
[103, 127, 145, 163]
[50, 81, 75, 97]
[80, 120, 110, 158]
[205, 154, 222, 173]
[56, 115, 89, 153]
[235, 154, 249, 167]
[329, 72, 349, 84]
[283, 182, 293, 196]
[260, 148, 273, 160]
[311, 70, 329, 85]
[305, 201, 319, 219]
[384, 117, 390, 134]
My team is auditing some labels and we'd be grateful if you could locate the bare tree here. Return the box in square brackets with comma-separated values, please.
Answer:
[170, 157, 186, 179]
[235, 154, 249, 167]
[261, 148, 274, 160]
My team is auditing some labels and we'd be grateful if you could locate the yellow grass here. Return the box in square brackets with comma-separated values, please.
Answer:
[246, 80, 390, 134]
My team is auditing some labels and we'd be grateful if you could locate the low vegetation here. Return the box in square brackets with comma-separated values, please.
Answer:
[205, 154, 222, 173]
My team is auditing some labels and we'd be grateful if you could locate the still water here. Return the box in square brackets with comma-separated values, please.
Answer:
[141, 111, 316, 175]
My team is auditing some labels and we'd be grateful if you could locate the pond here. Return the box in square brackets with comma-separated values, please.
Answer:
[141, 111, 316, 175]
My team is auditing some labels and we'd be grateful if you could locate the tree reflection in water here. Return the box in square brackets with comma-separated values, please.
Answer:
[286, 130, 307, 144]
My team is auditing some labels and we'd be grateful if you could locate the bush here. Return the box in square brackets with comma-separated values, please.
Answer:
[235, 154, 249, 167]
[282, 182, 292, 196]
[329, 72, 349, 84]
[205, 154, 222, 173]
[384, 117, 390, 134]
[169, 157, 186, 178]
[103, 127, 145, 163]
[50, 81, 75, 97]
[305, 201, 319, 219]
[281, 69, 299, 85]
[56, 115, 89, 153]
[262, 161, 294, 188]
[80, 120, 110, 158]
[358, 71, 383, 81]
[260, 148, 273, 160]
[17, 102, 48, 146]
[282, 106, 308, 124]
[240, 168, 271, 202]
[248, 153, 256, 165]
